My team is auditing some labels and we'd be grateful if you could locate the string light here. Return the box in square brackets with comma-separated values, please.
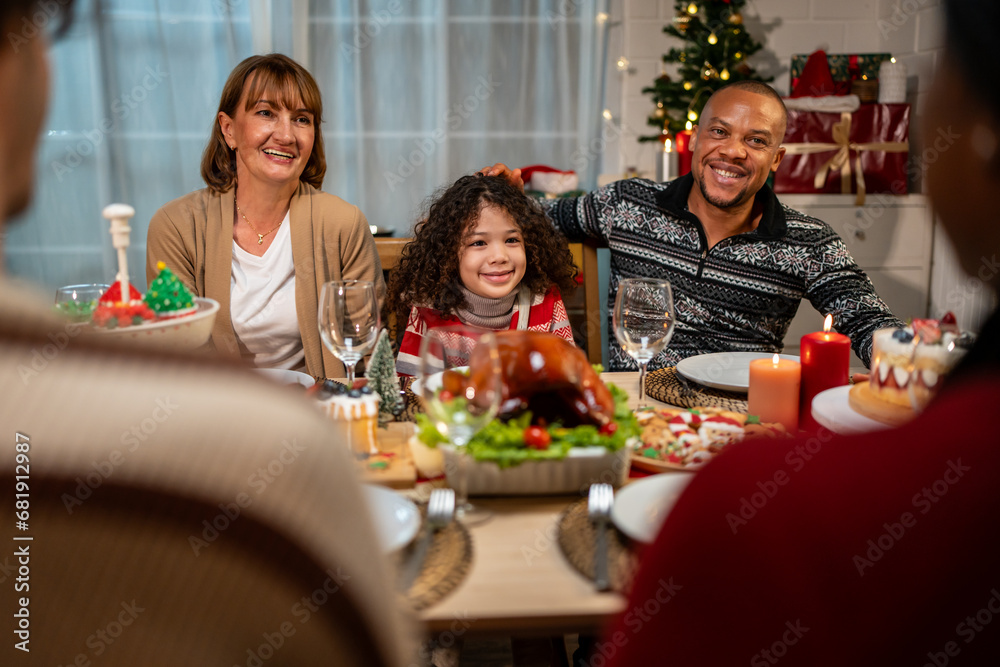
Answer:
[708, 32, 718, 45]
[616, 56, 630, 72]
[687, 109, 699, 122]
[683, 81, 693, 90]
[686, 2, 698, 14]
[720, 68, 730, 80]
[602, 109, 613, 121]
[685, 120, 694, 131]
[596, 12, 609, 24]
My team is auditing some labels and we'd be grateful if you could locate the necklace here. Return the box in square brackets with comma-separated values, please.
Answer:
[235, 196, 283, 245]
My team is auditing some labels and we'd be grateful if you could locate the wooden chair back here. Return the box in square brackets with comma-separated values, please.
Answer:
[377, 237, 604, 364]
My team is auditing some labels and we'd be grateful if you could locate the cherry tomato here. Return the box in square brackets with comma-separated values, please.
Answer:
[599, 422, 618, 436]
[524, 426, 551, 450]
[438, 389, 455, 402]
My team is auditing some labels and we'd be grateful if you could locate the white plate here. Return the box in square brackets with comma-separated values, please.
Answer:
[253, 368, 316, 388]
[611, 473, 694, 543]
[362, 485, 420, 553]
[410, 366, 468, 396]
[811, 385, 889, 435]
[675, 352, 800, 393]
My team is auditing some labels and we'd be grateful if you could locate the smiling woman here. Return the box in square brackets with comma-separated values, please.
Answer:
[145, 54, 383, 379]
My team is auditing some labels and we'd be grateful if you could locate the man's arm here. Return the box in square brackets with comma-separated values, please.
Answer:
[480, 163, 618, 244]
[802, 232, 904, 368]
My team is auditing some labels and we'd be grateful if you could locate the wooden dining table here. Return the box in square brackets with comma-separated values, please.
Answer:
[375, 371, 681, 637]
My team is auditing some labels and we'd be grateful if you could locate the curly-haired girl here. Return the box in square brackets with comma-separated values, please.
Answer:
[388, 174, 579, 376]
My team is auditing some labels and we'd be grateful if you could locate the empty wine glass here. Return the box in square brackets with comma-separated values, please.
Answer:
[318, 280, 380, 387]
[613, 278, 675, 407]
[54, 284, 109, 322]
[418, 325, 502, 522]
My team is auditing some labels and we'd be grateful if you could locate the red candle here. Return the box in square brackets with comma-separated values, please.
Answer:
[799, 314, 851, 432]
[748, 354, 801, 433]
[676, 129, 694, 176]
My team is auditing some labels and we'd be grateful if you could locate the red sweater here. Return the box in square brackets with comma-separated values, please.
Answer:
[395, 285, 572, 376]
[606, 378, 1000, 666]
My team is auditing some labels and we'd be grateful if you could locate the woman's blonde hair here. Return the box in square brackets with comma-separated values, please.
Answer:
[200, 53, 325, 193]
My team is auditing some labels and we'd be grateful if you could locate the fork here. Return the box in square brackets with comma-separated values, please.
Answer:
[588, 483, 614, 592]
[400, 488, 455, 591]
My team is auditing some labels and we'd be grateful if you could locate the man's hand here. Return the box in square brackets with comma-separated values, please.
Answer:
[479, 163, 524, 190]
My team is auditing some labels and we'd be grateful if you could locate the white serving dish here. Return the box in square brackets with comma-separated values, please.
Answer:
[440, 445, 630, 496]
[86, 297, 219, 351]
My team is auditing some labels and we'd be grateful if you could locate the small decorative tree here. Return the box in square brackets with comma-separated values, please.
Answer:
[641, 0, 772, 143]
[367, 328, 404, 425]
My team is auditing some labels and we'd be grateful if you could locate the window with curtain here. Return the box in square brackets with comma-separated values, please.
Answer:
[5, 0, 608, 293]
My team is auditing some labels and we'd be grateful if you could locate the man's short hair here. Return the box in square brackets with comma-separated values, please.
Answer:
[705, 80, 788, 138]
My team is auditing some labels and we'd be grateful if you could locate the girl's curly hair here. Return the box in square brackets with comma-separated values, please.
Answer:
[385, 174, 578, 336]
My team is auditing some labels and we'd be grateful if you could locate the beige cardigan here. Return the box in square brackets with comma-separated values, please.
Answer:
[146, 182, 384, 378]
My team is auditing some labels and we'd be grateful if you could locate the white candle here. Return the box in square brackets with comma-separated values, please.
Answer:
[655, 135, 679, 182]
[878, 57, 907, 104]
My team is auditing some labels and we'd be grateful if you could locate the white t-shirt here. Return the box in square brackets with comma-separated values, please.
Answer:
[230, 212, 305, 370]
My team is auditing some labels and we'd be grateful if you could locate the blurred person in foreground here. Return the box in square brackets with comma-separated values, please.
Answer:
[0, 3, 413, 665]
[604, 1, 1000, 664]
[146, 53, 382, 378]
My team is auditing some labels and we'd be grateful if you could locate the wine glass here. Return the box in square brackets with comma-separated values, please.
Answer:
[418, 325, 502, 522]
[613, 278, 675, 407]
[54, 284, 109, 322]
[318, 280, 380, 387]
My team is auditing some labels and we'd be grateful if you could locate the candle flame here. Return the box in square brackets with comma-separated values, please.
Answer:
[772, 353, 780, 365]
[823, 314, 833, 332]
[663, 138, 673, 152]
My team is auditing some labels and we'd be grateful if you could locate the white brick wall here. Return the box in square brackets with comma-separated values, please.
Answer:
[606, 0, 945, 186]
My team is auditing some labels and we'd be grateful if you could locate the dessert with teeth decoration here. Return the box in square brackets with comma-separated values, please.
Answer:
[852, 313, 974, 424]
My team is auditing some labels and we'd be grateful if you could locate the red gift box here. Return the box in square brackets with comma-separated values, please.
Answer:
[774, 104, 910, 205]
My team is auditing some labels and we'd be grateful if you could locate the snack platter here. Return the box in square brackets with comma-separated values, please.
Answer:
[631, 406, 789, 472]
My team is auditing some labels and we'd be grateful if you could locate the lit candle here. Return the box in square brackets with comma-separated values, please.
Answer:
[676, 129, 694, 176]
[748, 354, 801, 433]
[655, 133, 679, 182]
[799, 314, 851, 432]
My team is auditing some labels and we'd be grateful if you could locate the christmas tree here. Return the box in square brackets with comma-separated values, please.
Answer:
[367, 328, 404, 425]
[641, 0, 772, 142]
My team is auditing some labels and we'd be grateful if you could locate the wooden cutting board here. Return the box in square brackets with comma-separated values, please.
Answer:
[358, 422, 417, 489]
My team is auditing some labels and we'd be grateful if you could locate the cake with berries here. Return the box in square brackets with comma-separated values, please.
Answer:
[311, 380, 381, 456]
[144, 262, 197, 319]
[854, 313, 972, 424]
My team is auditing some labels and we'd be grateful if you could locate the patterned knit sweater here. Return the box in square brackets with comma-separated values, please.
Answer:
[543, 174, 902, 371]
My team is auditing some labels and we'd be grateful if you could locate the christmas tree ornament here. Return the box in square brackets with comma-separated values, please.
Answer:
[701, 61, 718, 80]
[683, 81, 693, 90]
[728, 11, 743, 24]
[673, 13, 691, 33]
[733, 51, 744, 61]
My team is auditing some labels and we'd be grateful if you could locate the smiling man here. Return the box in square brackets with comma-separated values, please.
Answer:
[488, 81, 902, 371]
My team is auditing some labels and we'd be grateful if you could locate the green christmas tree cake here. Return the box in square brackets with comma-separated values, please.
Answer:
[144, 261, 197, 319]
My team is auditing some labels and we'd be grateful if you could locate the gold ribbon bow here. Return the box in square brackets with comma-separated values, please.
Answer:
[782, 111, 909, 206]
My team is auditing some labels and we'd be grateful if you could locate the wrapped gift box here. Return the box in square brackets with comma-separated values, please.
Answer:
[790, 52, 892, 97]
[774, 104, 910, 205]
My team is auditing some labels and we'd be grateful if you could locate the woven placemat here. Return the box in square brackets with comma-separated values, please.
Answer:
[645, 366, 748, 412]
[557, 498, 640, 595]
[396, 517, 473, 611]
